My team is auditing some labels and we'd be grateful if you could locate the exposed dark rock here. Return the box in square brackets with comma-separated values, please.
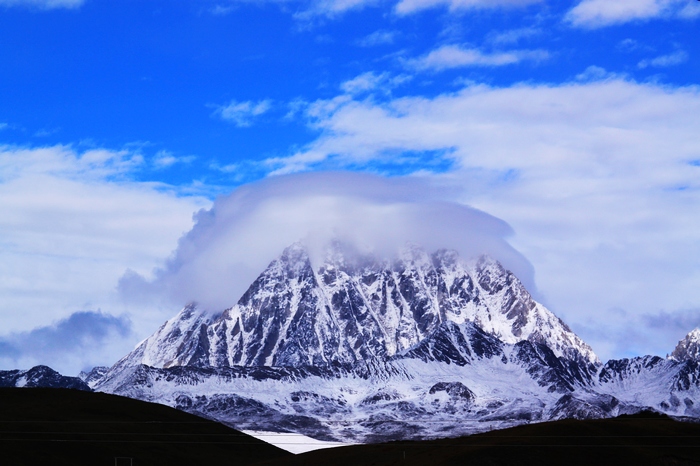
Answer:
[0, 365, 91, 391]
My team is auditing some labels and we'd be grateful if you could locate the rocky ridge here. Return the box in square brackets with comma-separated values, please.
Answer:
[0, 365, 91, 391]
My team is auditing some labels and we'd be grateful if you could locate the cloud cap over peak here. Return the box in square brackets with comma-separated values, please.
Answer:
[120, 172, 536, 313]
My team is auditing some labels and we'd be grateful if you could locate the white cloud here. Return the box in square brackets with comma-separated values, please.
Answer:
[210, 4, 236, 15]
[617, 38, 642, 52]
[294, 0, 380, 19]
[407, 45, 548, 71]
[566, 0, 693, 28]
[356, 30, 398, 47]
[0, 0, 83, 9]
[119, 172, 536, 314]
[574, 65, 624, 82]
[340, 72, 388, 94]
[339, 71, 411, 95]
[678, 1, 700, 18]
[213, 0, 379, 19]
[215, 99, 272, 127]
[269, 79, 700, 360]
[395, 0, 540, 15]
[0, 145, 143, 181]
[215, 0, 539, 18]
[0, 145, 209, 348]
[638, 50, 688, 69]
[0, 123, 8, 131]
[213, 0, 541, 19]
[152, 150, 195, 169]
[487, 27, 541, 46]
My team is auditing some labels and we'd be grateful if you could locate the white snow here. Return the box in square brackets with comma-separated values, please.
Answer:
[242, 430, 353, 454]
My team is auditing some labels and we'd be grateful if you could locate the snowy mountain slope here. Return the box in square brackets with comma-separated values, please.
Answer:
[113, 243, 597, 375]
[97, 321, 611, 443]
[108, 304, 218, 376]
[596, 356, 700, 418]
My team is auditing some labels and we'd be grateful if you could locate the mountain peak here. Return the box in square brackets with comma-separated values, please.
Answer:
[115, 241, 598, 371]
[670, 327, 700, 362]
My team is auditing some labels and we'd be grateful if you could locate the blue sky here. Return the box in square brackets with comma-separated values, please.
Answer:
[1, 0, 699, 373]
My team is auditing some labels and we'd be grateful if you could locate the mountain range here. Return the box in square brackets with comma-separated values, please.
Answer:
[19, 242, 700, 444]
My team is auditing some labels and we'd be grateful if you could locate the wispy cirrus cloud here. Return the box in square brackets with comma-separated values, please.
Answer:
[152, 150, 196, 169]
[0, 0, 84, 9]
[212, 0, 540, 19]
[637, 50, 688, 69]
[574, 65, 625, 82]
[296, 0, 381, 18]
[394, 0, 541, 15]
[487, 27, 542, 46]
[214, 99, 273, 127]
[407, 45, 548, 71]
[356, 30, 398, 47]
[566, 0, 699, 28]
[212, 0, 379, 19]
[340, 71, 411, 95]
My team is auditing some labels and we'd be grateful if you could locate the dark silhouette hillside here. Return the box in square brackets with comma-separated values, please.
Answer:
[0, 387, 291, 466]
[259, 411, 700, 466]
[3, 387, 700, 466]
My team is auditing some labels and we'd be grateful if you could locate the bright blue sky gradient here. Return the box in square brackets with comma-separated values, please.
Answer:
[1, 0, 697, 186]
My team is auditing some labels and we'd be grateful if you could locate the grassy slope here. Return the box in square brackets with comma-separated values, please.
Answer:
[0, 387, 291, 466]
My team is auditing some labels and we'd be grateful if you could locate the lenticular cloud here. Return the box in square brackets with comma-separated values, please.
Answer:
[119, 172, 535, 312]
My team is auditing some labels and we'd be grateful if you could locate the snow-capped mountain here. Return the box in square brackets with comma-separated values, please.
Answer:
[111, 242, 597, 373]
[95, 242, 700, 443]
[671, 328, 700, 362]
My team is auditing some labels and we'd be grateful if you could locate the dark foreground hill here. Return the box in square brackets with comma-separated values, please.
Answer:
[3, 387, 700, 466]
[260, 411, 700, 466]
[0, 387, 291, 466]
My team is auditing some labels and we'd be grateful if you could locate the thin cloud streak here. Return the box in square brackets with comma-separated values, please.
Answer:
[339, 72, 411, 95]
[567, 0, 694, 28]
[0, 0, 83, 9]
[407, 45, 548, 71]
[638, 50, 689, 69]
[356, 30, 398, 47]
[214, 99, 273, 127]
[395, 0, 540, 15]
